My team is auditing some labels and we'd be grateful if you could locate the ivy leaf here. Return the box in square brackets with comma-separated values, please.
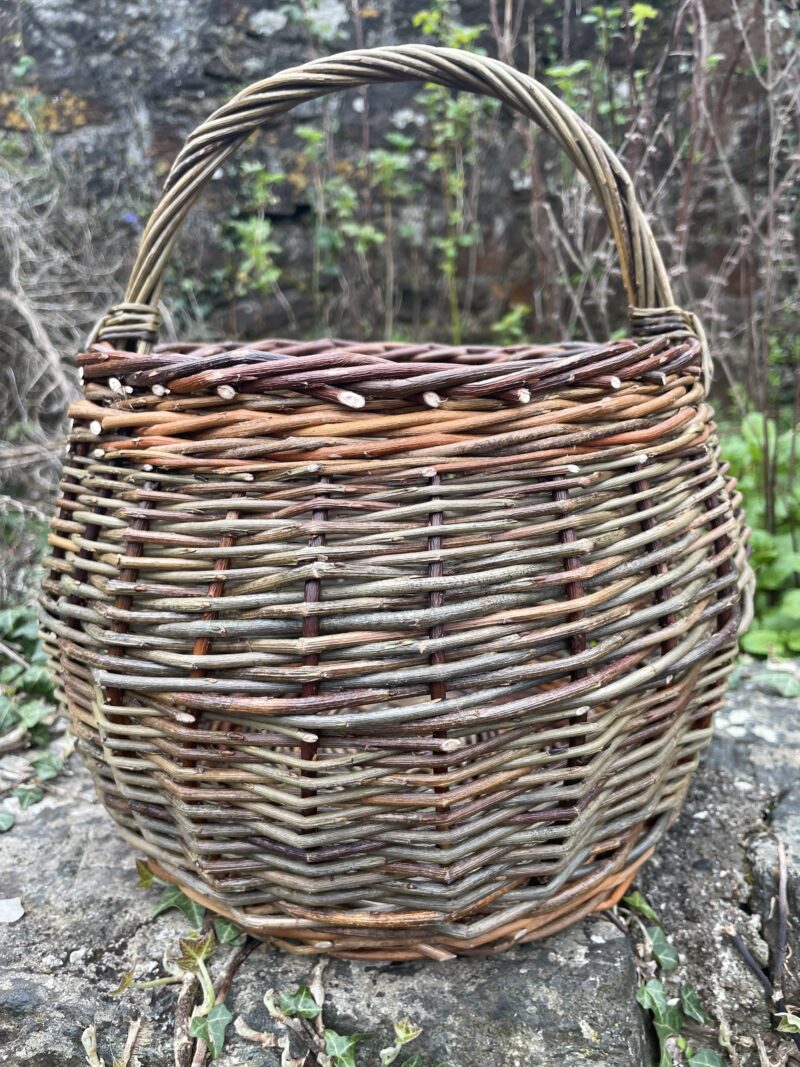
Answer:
[135, 858, 155, 888]
[30, 751, 62, 781]
[648, 925, 680, 970]
[381, 1018, 423, 1064]
[641, 993, 684, 1067]
[653, 1004, 683, 1042]
[688, 1051, 724, 1067]
[0, 811, 15, 832]
[18, 664, 54, 698]
[324, 1030, 365, 1067]
[622, 890, 658, 922]
[16, 700, 50, 729]
[28, 722, 51, 747]
[213, 917, 244, 944]
[681, 983, 712, 1024]
[776, 1010, 800, 1033]
[0, 664, 23, 685]
[13, 785, 43, 809]
[393, 1020, 422, 1045]
[175, 930, 216, 971]
[151, 885, 205, 928]
[636, 979, 669, 1016]
[0, 696, 16, 732]
[753, 669, 800, 699]
[279, 985, 321, 1019]
[189, 1003, 232, 1060]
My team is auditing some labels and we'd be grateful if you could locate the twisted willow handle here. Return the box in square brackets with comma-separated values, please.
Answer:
[93, 44, 690, 350]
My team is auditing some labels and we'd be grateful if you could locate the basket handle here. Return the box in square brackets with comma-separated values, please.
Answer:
[92, 44, 695, 350]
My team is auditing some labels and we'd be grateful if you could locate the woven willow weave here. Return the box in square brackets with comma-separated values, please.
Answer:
[42, 45, 753, 960]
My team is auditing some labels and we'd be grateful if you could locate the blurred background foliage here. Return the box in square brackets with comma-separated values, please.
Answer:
[0, 0, 798, 655]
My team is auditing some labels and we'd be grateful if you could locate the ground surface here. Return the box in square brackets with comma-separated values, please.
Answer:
[0, 666, 798, 1067]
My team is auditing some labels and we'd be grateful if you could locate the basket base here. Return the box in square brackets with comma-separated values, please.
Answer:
[146, 852, 651, 961]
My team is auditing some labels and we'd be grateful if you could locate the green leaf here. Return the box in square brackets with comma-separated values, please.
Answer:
[680, 983, 712, 1024]
[13, 785, 43, 809]
[758, 553, 800, 590]
[28, 723, 50, 747]
[401, 1058, 425, 1067]
[151, 885, 205, 928]
[325, 1030, 365, 1067]
[11, 55, 35, 80]
[16, 700, 50, 729]
[0, 811, 15, 832]
[135, 858, 155, 888]
[394, 1019, 422, 1045]
[776, 1010, 800, 1033]
[381, 1019, 423, 1064]
[189, 1003, 233, 1060]
[0, 696, 16, 732]
[752, 669, 800, 698]
[0, 663, 23, 685]
[278, 985, 321, 1019]
[688, 1050, 724, 1067]
[18, 664, 54, 697]
[740, 627, 782, 656]
[635, 979, 669, 1017]
[780, 589, 800, 620]
[648, 925, 679, 970]
[175, 930, 216, 971]
[622, 890, 658, 922]
[653, 1005, 684, 1065]
[30, 751, 62, 781]
[213, 917, 244, 944]
[630, 2, 658, 27]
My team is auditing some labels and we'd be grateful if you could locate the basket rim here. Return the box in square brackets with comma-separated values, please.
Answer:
[77, 332, 703, 408]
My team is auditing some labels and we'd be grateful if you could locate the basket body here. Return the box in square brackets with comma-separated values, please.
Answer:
[42, 334, 750, 959]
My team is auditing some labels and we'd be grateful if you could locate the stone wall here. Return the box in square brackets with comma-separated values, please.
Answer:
[0, 0, 787, 358]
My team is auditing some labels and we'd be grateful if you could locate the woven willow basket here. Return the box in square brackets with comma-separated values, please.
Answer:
[42, 45, 753, 961]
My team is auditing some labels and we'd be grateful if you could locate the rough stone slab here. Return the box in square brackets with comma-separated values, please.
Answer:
[640, 668, 800, 1065]
[748, 786, 800, 992]
[0, 770, 647, 1066]
[710, 680, 800, 792]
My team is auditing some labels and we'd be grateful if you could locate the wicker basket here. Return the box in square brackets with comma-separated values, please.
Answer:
[42, 45, 753, 961]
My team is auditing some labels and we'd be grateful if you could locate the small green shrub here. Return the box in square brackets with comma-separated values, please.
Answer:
[0, 603, 62, 829]
[720, 411, 800, 656]
[0, 603, 56, 742]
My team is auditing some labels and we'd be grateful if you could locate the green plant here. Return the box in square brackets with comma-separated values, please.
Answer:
[491, 303, 531, 344]
[413, 1, 495, 344]
[622, 891, 723, 1066]
[297, 124, 331, 327]
[238, 970, 452, 1067]
[0, 603, 64, 828]
[229, 159, 296, 327]
[370, 132, 417, 337]
[720, 409, 800, 655]
[115, 863, 248, 1061]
